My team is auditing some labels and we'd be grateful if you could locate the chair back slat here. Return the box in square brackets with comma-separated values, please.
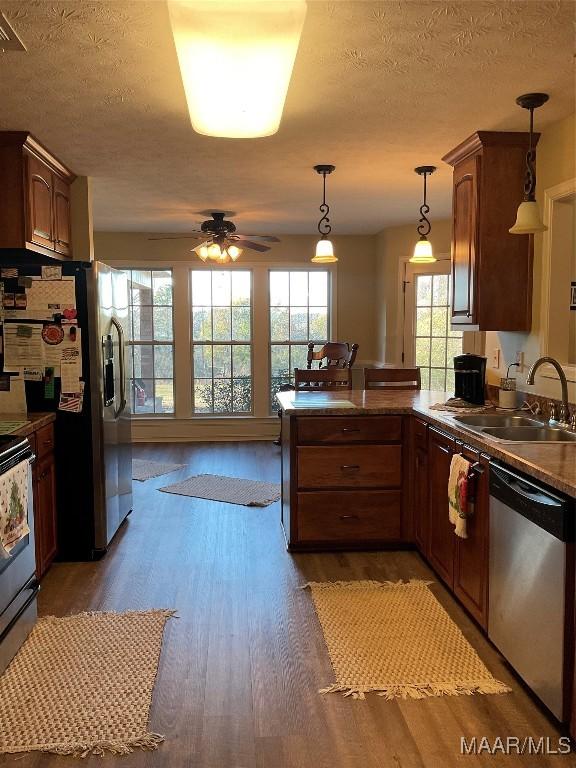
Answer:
[294, 367, 352, 391]
[364, 367, 421, 391]
[307, 342, 359, 369]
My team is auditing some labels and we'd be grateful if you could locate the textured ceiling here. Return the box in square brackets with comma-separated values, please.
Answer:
[0, 0, 574, 234]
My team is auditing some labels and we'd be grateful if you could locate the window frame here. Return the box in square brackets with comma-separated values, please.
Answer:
[268, 267, 333, 412]
[122, 267, 176, 417]
[190, 266, 255, 416]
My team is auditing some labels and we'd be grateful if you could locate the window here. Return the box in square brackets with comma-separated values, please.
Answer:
[269, 270, 330, 410]
[191, 270, 252, 414]
[124, 269, 174, 414]
[414, 273, 462, 391]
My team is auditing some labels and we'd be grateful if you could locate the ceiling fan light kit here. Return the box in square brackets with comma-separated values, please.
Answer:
[168, 0, 307, 138]
[509, 92, 549, 235]
[410, 165, 437, 264]
[311, 164, 337, 264]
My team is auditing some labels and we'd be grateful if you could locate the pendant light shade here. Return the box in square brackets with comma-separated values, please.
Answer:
[193, 243, 210, 261]
[509, 92, 549, 235]
[312, 164, 337, 263]
[509, 200, 547, 235]
[411, 237, 435, 263]
[410, 166, 437, 264]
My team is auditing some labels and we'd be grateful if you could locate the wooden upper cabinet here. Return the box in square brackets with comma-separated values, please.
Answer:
[53, 175, 72, 256]
[27, 153, 54, 250]
[451, 157, 477, 324]
[0, 131, 75, 259]
[442, 131, 536, 331]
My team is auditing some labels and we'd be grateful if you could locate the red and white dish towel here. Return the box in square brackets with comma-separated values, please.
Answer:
[448, 453, 472, 539]
[0, 459, 29, 558]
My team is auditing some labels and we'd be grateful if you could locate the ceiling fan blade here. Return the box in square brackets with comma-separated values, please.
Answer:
[236, 234, 280, 242]
[234, 239, 271, 252]
[147, 234, 204, 241]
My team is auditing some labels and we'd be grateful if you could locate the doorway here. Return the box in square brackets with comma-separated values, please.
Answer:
[402, 259, 468, 392]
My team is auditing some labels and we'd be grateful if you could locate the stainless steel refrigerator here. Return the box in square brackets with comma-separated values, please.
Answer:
[1, 261, 132, 559]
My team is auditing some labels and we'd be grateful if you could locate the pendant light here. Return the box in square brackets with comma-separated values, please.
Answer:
[509, 93, 549, 235]
[312, 164, 337, 263]
[410, 166, 437, 264]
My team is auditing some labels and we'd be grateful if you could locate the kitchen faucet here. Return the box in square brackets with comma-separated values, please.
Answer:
[526, 357, 570, 427]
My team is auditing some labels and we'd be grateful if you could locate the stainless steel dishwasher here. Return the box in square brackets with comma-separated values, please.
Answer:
[489, 462, 574, 721]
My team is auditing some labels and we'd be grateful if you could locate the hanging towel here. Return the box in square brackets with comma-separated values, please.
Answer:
[448, 453, 472, 539]
[0, 459, 29, 558]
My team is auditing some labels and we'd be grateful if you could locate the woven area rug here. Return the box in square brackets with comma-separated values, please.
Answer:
[132, 458, 185, 481]
[0, 609, 175, 757]
[159, 473, 281, 507]
[304, 580, 511, 701]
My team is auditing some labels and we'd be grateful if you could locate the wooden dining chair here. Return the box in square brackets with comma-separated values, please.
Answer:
[307, 342, 359, 369]
[294, 367, 352, 391]
[363, 367, 421, 390]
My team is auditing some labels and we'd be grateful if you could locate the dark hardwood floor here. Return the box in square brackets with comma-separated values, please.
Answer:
[2, 442, 572, 767]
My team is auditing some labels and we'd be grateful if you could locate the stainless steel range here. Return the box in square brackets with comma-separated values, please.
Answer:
[0, 435, 38, 674]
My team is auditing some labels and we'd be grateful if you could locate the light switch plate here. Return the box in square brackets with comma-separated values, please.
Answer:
[492, 348, 501, 368]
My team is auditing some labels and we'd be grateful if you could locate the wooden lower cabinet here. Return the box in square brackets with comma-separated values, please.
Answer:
[453, 447, 489, 627]
[420, 425, 489, 629]
[427, 427, 457, 588]
[28, 423, 58, 579]
[411, 419, 429, 556]
[282, 414, 406, 550]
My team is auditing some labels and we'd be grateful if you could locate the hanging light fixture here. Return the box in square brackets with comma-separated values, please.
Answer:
[311, 164, 337, 263]
[410, 165, 437, 264]
[193, 240, 243, 263]
[509, 93, 549, 235]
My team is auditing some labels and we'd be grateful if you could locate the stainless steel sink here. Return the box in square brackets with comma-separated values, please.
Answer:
[454, 414, 542, 428]
[482, 426, 576, 443]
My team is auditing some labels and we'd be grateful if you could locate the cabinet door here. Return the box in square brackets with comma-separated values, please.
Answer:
[451, 155, 478, 325]
[34, 453, 57, 579]
[427, 428, 456, 587]
[453, 447, 489, 628]
[26, 153, 54, 250]
[413, 444, 429, 556]
[53, 175, 72, 256]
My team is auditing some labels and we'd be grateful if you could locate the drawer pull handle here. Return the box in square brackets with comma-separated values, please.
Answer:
[341, 464, 360, 471]
[342, 427, 360, 433]
[339, 514, 359, 520]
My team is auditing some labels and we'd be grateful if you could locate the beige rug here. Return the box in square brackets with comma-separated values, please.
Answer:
[304, 580, 511, 701]
[0, 609, 175, 757]
[132, 458, 185, 481]
[159, 473, 281, 507]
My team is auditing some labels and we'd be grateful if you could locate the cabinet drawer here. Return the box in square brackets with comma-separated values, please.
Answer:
[297, 416, 402, 444]
[35, 423, 55, 459]
[297, 491, 402, 542]
[297, 445, 401, 489]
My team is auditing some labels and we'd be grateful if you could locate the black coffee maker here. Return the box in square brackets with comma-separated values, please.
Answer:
[453, 354, 487, 405]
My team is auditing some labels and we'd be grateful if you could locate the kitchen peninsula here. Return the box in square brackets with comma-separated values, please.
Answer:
[278, 388, 576, 553]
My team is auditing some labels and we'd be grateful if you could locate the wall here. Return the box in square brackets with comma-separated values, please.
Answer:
[95, 232, 378, 362]
[375, 220, 452, 364]
[484, 113, 576, 403]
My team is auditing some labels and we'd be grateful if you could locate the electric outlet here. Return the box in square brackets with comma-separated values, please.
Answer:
[515, 351, 524, 370]
[491, 348, 501, 369]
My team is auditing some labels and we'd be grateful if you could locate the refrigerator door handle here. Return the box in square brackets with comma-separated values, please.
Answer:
[110, 316, 127, 418]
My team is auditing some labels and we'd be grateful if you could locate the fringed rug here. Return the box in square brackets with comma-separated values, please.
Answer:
[159, 474, 281, 507]
[304, 580, 511, 701]
[132, 458, 185, 481]
[0, 609, 175, 758]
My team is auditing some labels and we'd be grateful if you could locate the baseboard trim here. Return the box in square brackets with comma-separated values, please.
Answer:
[130, 417, 279, 443]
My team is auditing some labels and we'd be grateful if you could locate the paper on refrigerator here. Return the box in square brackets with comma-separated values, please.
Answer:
[2, 325, 44, 371]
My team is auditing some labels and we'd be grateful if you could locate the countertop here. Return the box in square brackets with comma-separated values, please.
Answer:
[276, 390, 576, 499]
[0, 412, 56, 439]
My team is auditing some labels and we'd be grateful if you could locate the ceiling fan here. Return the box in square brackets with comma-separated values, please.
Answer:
[148, 212, 280, 263]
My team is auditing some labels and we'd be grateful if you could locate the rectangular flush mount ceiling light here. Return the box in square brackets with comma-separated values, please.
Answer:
[168, 1, 307, 138]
